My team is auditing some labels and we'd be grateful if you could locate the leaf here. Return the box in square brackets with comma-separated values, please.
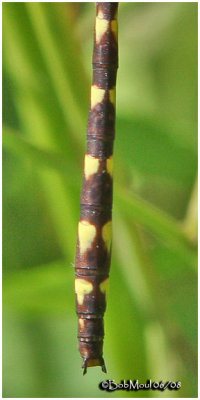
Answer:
[115, 188, 197, 270]
[3, 261, 74, 315]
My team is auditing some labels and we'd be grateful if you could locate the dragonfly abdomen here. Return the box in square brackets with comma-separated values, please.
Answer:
[75, 2, 118, 375]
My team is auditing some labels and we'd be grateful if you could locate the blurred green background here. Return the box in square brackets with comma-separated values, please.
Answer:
[3, 2, 197, 398]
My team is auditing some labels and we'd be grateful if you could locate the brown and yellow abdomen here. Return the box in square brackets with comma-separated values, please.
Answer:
[75, 2, 118, 375]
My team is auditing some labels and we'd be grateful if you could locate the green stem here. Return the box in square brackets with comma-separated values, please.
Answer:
[26, 3, 85, 142]
[115, 188, 197, 270]
[182, 175, 198, 244]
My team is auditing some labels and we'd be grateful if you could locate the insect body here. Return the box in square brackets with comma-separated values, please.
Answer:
[75, 2, 118, 375]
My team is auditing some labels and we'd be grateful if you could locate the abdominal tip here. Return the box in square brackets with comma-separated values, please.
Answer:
[102, 364, 107, 373]
[82, 359, 88, 375]
[82, 357, 107, 375]
[83, 366, 87, 375]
